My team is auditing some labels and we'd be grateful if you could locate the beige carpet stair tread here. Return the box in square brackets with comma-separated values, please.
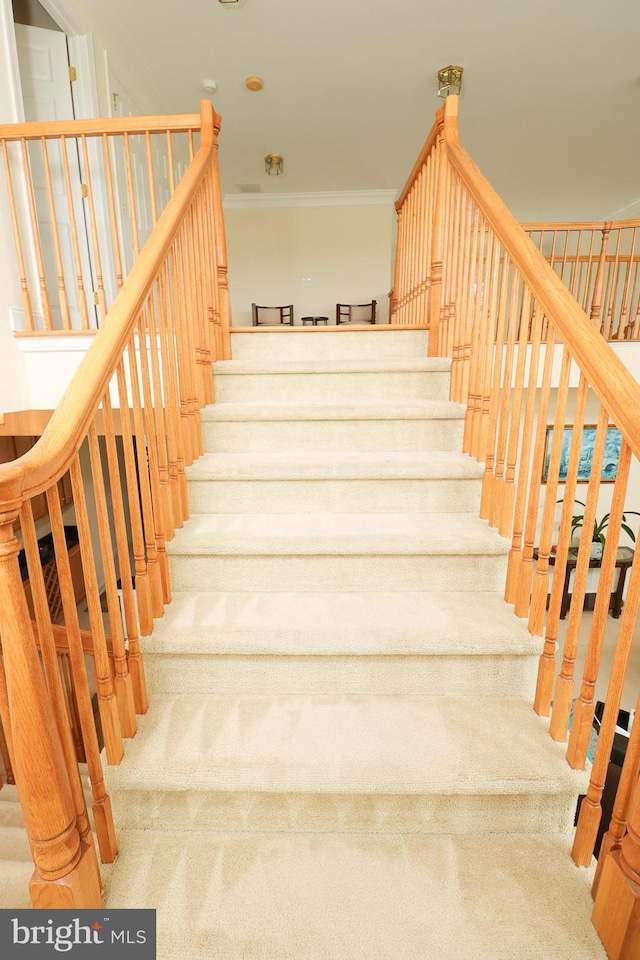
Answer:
[0, 824, 32, 861]
[103, 830, 605, 960]
[186, 450, 484, 480]
[105, 695, 586, 796]
[143, 590, 537, 655]
[0, 859, 33, 909]
[213, 357, 451, 375]
[167, 512, 509, 556]
[202, 398, 465, 421]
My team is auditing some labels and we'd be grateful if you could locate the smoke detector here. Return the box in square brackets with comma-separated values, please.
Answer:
[202, 79, 218, 95]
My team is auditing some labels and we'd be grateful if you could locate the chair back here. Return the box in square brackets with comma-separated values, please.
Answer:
[336, 301, 376, 324]
[252, 303, 294, 325]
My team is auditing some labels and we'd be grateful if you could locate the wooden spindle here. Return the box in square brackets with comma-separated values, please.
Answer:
[101, 391, 149, 714]
[490, 269, 520, 531]
[79, 135, 106, 320]
[101, 133, 124, 291]
[0, 657, 15, 784]
[0, 712, 13, 784]
[124, 132, 141, 259]
[480, 248, 510, 518]
[0, 509, 101, 907]
[573, 543, 640, 867]
[21, 139, 53, 329]
[144, 297, 175, 541]
[2, 140, 35, 331]
[114, 359, 153, 636]
[550, 406, 609, 742]
[45, 484, 118, 863]
[40, 138, 72, 329]
[202, 101, 231, 360]
[87, 422, 137, 738]
[59, 136, 90, 330]
[157, 261, 188, 525]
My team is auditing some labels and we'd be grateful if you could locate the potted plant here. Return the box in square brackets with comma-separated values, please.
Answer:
[563, 499, 640, 560]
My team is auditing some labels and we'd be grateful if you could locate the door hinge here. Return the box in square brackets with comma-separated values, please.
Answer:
[69, 66, 77, 82]
[81, 184, 88, 198]
[112, 92, 120, 113]
[93, 293, 100, 305]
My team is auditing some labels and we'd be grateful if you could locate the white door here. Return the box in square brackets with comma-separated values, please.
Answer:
[14, 23, 96, 329]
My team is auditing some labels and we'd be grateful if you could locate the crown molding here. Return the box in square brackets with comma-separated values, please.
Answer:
[223, 189, 398, 210]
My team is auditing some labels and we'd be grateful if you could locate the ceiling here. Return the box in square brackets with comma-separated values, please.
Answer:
[74, 0, 640, 219]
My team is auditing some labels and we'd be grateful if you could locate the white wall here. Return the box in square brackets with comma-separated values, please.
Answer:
[224, 201, 396, 326]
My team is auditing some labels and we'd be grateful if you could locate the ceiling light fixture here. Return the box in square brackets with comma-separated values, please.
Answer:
[437, 65, 463, 98]
[246, 76, 263, 91]
[264, 154, 283, 176]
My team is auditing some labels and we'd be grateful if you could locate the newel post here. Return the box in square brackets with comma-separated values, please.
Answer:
[0, 500, 102, 908]
[428, 105, 448, 357]
[592, 779, 640, 959]
[201, 99, 231, 360]
[589, 224, 611, 332]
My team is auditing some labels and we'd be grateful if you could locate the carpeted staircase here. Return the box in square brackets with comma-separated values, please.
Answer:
[0, 328, 607, 958]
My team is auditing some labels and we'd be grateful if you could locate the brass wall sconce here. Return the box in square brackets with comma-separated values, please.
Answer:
[264, 154, 284, 176]
[437, 65, 463, 98]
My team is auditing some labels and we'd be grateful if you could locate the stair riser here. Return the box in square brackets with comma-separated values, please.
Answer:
[110, 789, 577, 836]
[186, 478, 482, 515]
[203, 419, 464, 454]
[231, 330, 430, 361]
[169, 554, 508, 593]
[214, 371, 450, 403]
[144, 653, 539, 698]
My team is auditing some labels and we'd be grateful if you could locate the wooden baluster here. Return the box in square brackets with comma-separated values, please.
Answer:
[490, 269, 520, 531]
[101, 391, 149, 714]
[589, 224, 611, 333]
[594, 686, 640, 892]
[506, 303, 544, 610]
[408, 184, 418, 324]
[79, 135, 106, 320]
[102, 133, 124, 292]
[158, 260, 188, 525]
[529, 345, 573, 640]
[45, 485, 118, 863]
[451, 188, 472, 401]
[166, 131, 176, 194]
[144, 295, 175, 543]
[603, 229, 622, 340]
[419, 159, 431, 327]
[165, 242, 194, 471]
[87, 422, 137, 738]
[429, 119, 447, 354]
[567, 443, 631, 769]
[2, 141, 35, 330]
[391, 206, 403, 325]
[440, 165, 455, 356]
[404, 184, 415, 325]
[204, 166, 222, 367]
[114, 359, 153, 636]
[124, 132, 141, 261]
[40, 137, 72, 330]
[615, 227, 636, 340]
[534, 376, 589, 715]
[592, 768, 640, 960]
[411, 165, 423, 326]
[59, 136, 90, 330]
[145, 130, 159, 226]
[0, 509, 101, 906]
[189, 200, 209, 401]
[21, 500, 95, 860]
[21, 139, 53, 329]
[126, 333, 164, 617]
[458, 202, 480, 414]
[203, 101, 231, 360]
[480, 246, 510, 518]
[515, 323, 558, 619]
[68, 454, 123, 764]
[473, 228, 501, 460]
[58, 655, 85, 762]
[573, 536, 640, 869]
[501, 285, 533, 572]
[549, 406, 609, 742]
[175, 225, 203, 457]
[464, 221, 489, 456]
[136, 311, 171, 604]
[0, 711, 13, 784]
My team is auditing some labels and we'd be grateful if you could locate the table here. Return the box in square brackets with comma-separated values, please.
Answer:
[534, 545, 634, 619]
[301, 316, 329, 326]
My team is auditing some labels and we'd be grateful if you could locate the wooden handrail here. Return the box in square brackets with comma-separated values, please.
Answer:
[0, 101, 220, 508]
[0, 114, 201, 142]
[441, 96, 640, 462]
[522, 218, 640, 231]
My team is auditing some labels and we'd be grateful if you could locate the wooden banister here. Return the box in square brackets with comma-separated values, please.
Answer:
[0, 99, 229, 908]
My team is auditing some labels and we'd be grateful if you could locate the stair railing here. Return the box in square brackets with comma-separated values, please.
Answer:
[392, 94, 640, 958]
[0, 99, 230, 908]
[522, 220, 640, 341]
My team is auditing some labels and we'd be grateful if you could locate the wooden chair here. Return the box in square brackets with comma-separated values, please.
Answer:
[336, 301, 376, 325]
[251, 303, 294, 326]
